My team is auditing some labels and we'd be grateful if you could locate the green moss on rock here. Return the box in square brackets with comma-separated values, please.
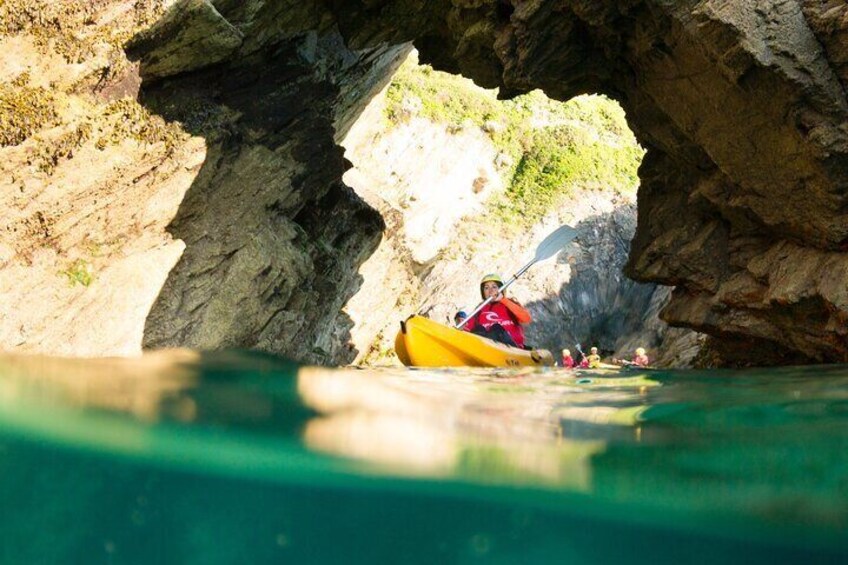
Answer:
[95, 97, 183, 151]
[0, 0, 168, 64]
[59, 258, 94, 287]
[0, 72, 58, 146]
[494, 124, 645, 224]
[31, 122, 93, 174]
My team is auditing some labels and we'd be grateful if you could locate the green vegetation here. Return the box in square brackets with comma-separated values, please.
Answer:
[60, 259, 94, 287]
[32, 122, 92, 173]
[96, 98, 183, 151]
[0, 73, 57, 146]
[0, 0, 168, 63]
[492, 125, 644, 222]
[384, 55, 645, 226]
[386, 63, 501, 129]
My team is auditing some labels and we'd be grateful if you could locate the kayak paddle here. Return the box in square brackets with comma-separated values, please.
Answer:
[456, 224, 578, 329]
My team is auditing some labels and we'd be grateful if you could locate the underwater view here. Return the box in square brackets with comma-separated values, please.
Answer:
[5, 1, 848, 563]
[1, 350, 847, 564]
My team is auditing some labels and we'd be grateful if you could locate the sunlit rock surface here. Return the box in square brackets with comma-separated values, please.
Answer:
[342, 78, 700, 366]
[1, 1, 403, 364]
[2, 1, 847, 365]
[340, 52, 703, 366]
[330, 0, 848, 364]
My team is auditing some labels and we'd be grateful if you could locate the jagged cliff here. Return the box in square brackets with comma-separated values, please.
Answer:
[341, 70, 700, 366]
[330, 0, 848, 364]
[2, 1, 847, 366]
[1, 0, 402, 363]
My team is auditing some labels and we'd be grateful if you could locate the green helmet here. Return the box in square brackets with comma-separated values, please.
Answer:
[480, 273, 503, 286]
[480, 273, 504, 298]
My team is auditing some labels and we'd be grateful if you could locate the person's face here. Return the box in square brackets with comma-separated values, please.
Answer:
[482, 281, 501, 298]
[590, 347, 598, 354]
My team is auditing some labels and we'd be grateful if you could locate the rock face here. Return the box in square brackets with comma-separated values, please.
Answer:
[522, 204, 693, 365]
[0, 0, 402, 363]
[131, 31, 402, 363]
[330, 0, 848, 365]
[2, 1, 847, 366]
[342, 79, 699, 367]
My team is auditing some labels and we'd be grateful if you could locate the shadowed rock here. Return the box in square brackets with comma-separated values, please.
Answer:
[4, 0, 848, 365]
[319, 0, 848, 364]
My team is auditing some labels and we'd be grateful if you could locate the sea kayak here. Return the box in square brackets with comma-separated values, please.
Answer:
[394, 315, 554, 368]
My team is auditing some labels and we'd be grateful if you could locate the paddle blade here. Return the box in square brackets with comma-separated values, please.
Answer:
[533, 224, 577, 263]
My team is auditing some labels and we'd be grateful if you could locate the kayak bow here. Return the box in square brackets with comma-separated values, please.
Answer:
[395, 315, 554, 368]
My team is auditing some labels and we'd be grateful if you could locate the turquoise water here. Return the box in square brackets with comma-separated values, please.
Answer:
[1, 350, 847, 564]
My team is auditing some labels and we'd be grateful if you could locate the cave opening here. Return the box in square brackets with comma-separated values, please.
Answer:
[339, 50, 692, 366]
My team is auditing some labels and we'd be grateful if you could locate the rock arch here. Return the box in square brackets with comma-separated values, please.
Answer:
[131, 1, 847, 364]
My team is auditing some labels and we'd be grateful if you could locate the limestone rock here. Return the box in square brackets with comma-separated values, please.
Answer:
[4, 0, 848, 366]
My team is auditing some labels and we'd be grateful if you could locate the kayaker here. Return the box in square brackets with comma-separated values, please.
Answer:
[463, 273, 532, 348]
[561, 348, 575, 368]
[633, 347, 649, 366]
[453, 310, 468, 326]
[586, 346, 601, 368]
[613, 347, 650, 367]
[574, 347, 587, 367]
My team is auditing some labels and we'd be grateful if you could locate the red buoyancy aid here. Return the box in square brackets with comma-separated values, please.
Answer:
[633, 354, 650, 366]
[463, 301, 526, 348]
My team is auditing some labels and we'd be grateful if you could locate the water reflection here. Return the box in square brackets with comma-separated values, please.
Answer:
[1, 350, 847, 558]
[296, 366, 624, 488]
[0, 350, 656, 490]
[0, 349, 201, 420]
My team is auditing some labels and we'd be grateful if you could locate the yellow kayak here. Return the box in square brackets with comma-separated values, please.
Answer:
[394, 315, 554, 368]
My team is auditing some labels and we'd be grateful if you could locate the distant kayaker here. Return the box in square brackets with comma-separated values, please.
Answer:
[632, 347, 649, 366]
[613, 347, 650, 367]
[561, 348, 575, 368]
[463, 273, 532, 348]
[453, 310, 468, 326]
[573, 347, 587, 367]
[586, 346, 601, 368]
